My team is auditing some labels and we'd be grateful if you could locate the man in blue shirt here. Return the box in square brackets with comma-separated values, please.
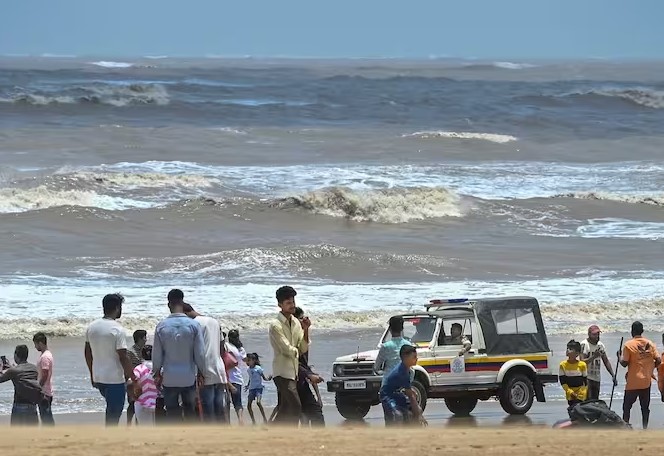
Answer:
[153, 289, 206, 422]
[374, 316, 414, 378]
[379, 344, 426, 426]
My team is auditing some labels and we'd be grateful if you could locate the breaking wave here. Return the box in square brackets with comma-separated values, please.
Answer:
[89, 61, 134, 68]
[64, 171, 218, 190]
[0, 186, 154, 213]
[553, 191, 664, 207]
[2, 296, 664, 339]
[403, 131, 518, 143]
[274, 186, 462, 223]
[563, 87, 664, 109]
[0, 84, 170, 106]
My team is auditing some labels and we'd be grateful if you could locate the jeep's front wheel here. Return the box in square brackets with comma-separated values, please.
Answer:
[444, 398, 478, 416]
[411, 379, 428, 412]
[335, 394, 371, 420]
[499, 373, 534, 415]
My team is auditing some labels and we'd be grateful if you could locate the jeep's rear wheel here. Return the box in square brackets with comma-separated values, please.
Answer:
[499, 373, 535, 415]
[444, 397, 478, 417]
[411, 379, 428, 412]
[335, 394, 371, 420]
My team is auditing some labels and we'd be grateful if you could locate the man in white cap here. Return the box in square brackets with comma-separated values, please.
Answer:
[580, 325, 616, 400]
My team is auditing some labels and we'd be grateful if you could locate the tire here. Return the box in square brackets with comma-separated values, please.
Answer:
[499, 373, 535, 415]
[335, 394, 371, 420]
[444, 397, 478, 417]
[411, 379, 428, 412]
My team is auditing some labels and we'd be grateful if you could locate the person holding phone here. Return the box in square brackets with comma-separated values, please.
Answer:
[0, 345, 44, 426]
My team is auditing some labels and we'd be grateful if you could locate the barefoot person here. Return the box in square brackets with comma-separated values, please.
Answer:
[379, 344, 426, 426]
[183, 303, 229, 423]
[32, 332, 55, 425]
[268, 286, 309, 425]
[84, 293, 139, 426]
[580, 325, 616, 400]
[0, 345, 43, 426]
[245, 353, 272, 424]
[152, 289, 206, 423]
[619, 321, 661, 429]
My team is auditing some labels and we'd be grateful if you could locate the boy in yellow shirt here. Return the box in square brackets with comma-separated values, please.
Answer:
[559, 340, 588, 406]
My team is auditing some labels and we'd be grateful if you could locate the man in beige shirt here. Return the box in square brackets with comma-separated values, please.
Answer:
[268, 286, 309, 424]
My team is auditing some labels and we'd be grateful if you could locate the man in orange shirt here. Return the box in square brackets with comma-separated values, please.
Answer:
[619, 321, 661, 429]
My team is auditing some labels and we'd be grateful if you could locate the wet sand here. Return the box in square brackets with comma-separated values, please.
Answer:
[1, 425, 663, 456]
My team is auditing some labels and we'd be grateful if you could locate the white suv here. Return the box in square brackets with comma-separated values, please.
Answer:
[326, 296, 558, 420]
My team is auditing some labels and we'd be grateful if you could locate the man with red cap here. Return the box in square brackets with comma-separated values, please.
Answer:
[580, 325, 616, 400]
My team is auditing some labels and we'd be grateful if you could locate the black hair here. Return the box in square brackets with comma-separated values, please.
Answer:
[228, 329, 242, 349]
[247, 352, 261, 366]
[133, 330, 147, 344]
[632, 321, 644, 336]
[451, 323, 463, 330]
[142, 344, 153, 361]
[400, 344, 417, 359]
[102, 293, 124, 315]
[388, 316, 404, 334]
[294, 307, 304, 319]
[276, 286, 297, 304]
[566, 339, 582, 353]
[14, 344, 29, 362]
[168, 289, 184, 302]
[33, 332, 47, 345]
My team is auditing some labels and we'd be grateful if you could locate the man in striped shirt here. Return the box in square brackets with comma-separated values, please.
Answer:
[132, 345, 158, 426]
[559, 339, 588, 407]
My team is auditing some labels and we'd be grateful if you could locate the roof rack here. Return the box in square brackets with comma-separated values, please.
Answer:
[425, 298, 470, 310]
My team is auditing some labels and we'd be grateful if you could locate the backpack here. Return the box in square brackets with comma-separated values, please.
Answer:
[568, 400, 629, 428]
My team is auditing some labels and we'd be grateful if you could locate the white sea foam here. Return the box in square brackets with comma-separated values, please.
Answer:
[492, 61, 537, 70]
[555, 191, 664, 207]
[403, 131, 518, 143]
[66, 171, 218, 190]
[563, 87, 664, 109]
[277, 186, 462, 223]
[0, 186, 155, 213]
[89, 61, 134, 68]
[576, 218, 664, 240]
[0, 84, 170, 106]
[2, 271, 664, 338]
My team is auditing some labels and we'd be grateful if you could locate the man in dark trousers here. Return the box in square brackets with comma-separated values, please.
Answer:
[0, 345, 44, 426]
[295, 307, 325, 426]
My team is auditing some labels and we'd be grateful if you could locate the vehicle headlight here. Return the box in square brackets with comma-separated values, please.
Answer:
[333, 364, 344, 377]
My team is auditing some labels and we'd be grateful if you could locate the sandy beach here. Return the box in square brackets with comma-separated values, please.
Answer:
[2, 426, 663, 456]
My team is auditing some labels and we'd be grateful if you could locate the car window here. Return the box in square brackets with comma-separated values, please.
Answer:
[381, 316, 438, 346]
[437, 318, 474, 346]
[491, 308, 538, 335]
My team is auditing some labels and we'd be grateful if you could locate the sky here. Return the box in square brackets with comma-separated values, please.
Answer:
[2, 0, 663, 59]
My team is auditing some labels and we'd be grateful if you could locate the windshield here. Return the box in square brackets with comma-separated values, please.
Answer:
[382, 316, 438, 347]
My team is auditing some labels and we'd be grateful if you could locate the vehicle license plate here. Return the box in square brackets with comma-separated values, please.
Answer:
[344, 380, 366, 390]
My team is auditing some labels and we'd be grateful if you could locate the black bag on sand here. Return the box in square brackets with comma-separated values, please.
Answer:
[568, 399, 631, 428]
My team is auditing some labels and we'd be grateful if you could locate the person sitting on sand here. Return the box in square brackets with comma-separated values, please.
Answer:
[0, 345, 44, 426]
[245, 353, 272, 424]
[379, 344, 427, 426]
[374, 316, 414, 377]
[559, 340, 588, 407]
[132, 345, 158, 426]
[619, 321, 660, 429]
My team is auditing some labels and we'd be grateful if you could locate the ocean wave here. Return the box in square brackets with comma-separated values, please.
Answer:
[274, 186, 462, 223]
[0, 84, 170, 107]
[463, 61, 537, 71]
[553, 191, 664, 207]
[0, 186, 155, 213]
[65, 171, 218, 190]
[89, 61, 134, 68]
[403, 131, 518, 143]
[562, 87, 664, 109]
[2, 297, 664, 339]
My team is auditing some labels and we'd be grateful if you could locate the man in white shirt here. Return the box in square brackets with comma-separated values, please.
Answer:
[183, 303, 229, 422]
[580, 325, 616, 400]
[84, 293, 138, 426]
